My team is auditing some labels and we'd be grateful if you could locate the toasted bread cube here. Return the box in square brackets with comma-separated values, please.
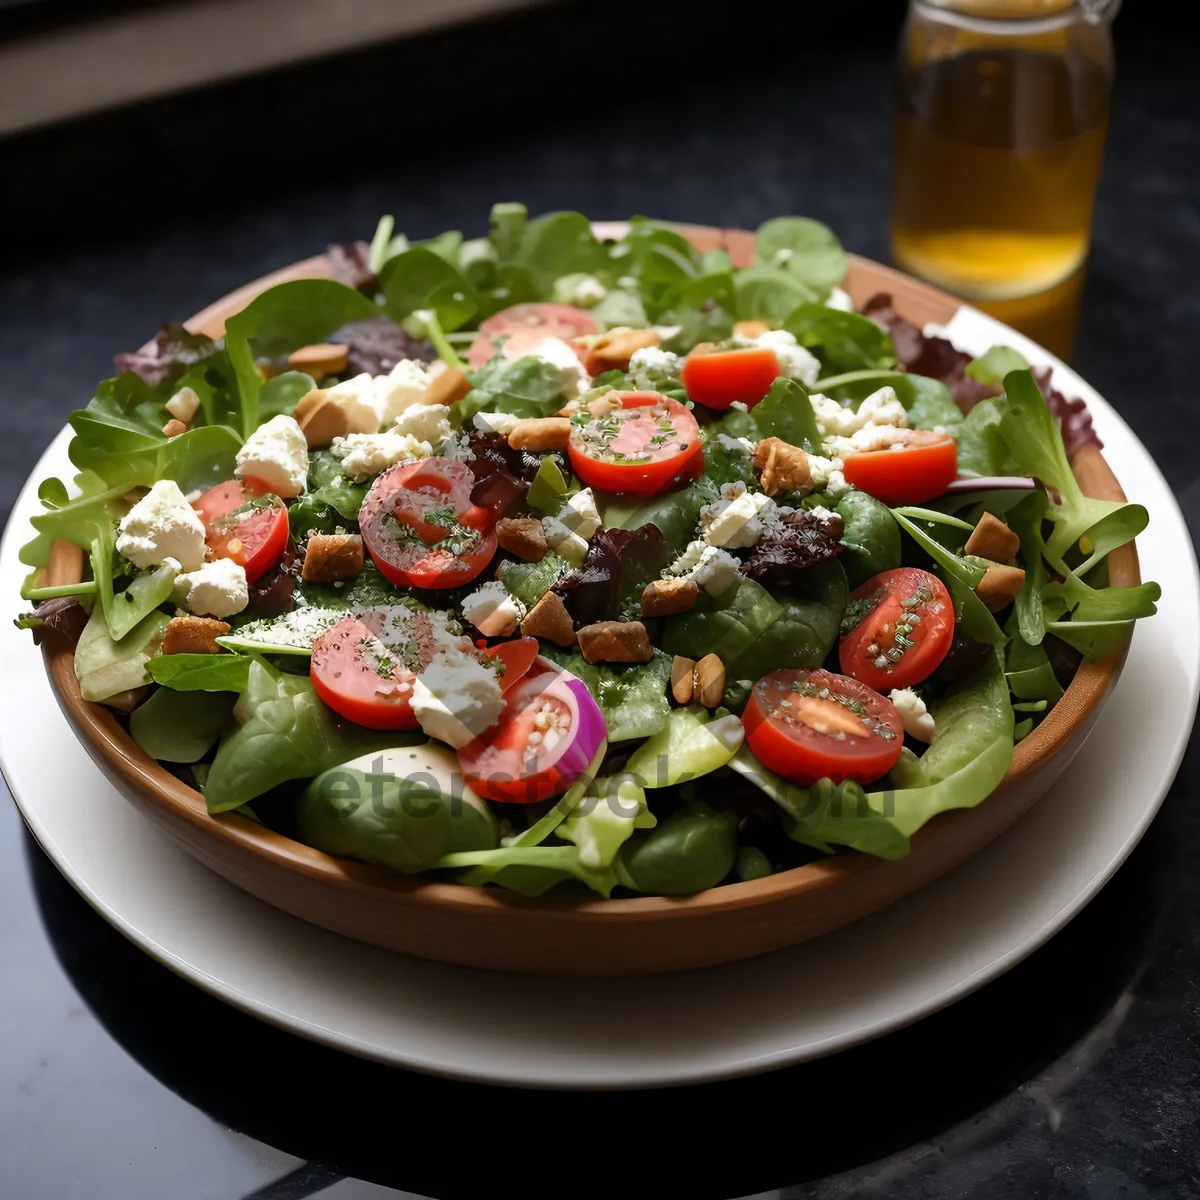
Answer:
[301, 533, 364, 583]
[965, 512, 1021, 563]
[424, 365, 472, 407]
[976, 564, 1026, 612]
[521, 592, 576, 647]
[163, 614, 231, 656]
[496, 517, 549, 562]
[580, 328, 660, 375]
[640, 578, 700, 618]
[507, 417, 572, 452]
[577, 620, 653, 665]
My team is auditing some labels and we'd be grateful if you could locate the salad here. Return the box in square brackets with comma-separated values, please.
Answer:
[16, 206, 1160, 899]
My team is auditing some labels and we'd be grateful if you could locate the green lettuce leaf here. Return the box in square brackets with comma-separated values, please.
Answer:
[537, 647, 673, 742]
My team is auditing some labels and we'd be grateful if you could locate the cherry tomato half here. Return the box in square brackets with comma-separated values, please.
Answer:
[466, 303, 599, 369]
[838, 567, 954, 692]
[841, 432, 958, 506]
[192, 480, 288, 583]
[310, 609, 442, 730]
[567, 391, 703, 497]
[742, 668, 904, 787]
[457, 662, 607, 804]
[359, 457, 497, 590]
[485, 637, 540, 694]
[680, 347, 781, 410]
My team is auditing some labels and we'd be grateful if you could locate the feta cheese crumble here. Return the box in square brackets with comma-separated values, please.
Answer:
[806, 454, 849, 498]
[525, 336, 590, 400]
[473, 410, 520, 437]
[317, 374, 385, 434]
[732, 328, 821, 387]
[174, 558, 249, 618]
[236, 414, 309, 498]
[461, 580, 526, 638]
[541, 514, 589, 566]
[411, 648, 504, 750]
[390, 403, 452, 445]
[558, 488, 602, 541]
[116, 479, 207, 571]
[628, 345, 684, 391]
[329, 430, 432, 481]
[700, 481, 778, 549]
[890, 688, 936, 743]
[825, 286, 855, 312]
[552, 273, 608, 308]
[373, 359, 433, 425]
[164, 385, 201, 424]
[666, 540, 742, 596]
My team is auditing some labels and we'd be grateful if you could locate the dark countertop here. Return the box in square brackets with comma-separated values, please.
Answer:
[2, 6, 1199, 1197]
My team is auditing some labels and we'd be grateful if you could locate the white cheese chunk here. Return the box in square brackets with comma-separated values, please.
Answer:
[732, 328, 821, 387]
[525, 336, 590, 400]
[890, 688, 936, 743]
[411, 649, 504, 750]
[318, 374, 385, 434]
[329, 430, 432, 482]
[542, 515, 589, 566]
[116, 479, 207, 571]
[559, 488, 602, 541]
[461, 580, 526, 638]
[700, 481, 778, 549]
[552, 273, 607, 308]
[628, 345, 684, 390]
[164, 385, 201, 424]
[472, 411, 520, 437]
[391, 403, 452, 445]
[806, 454, 850, 498]
[666, 540, 742, 597]
[235, 414, 309, 498]
[373, 359, 433, 425]
[825, 286, 855, 312]
[174, 558, 249, 618]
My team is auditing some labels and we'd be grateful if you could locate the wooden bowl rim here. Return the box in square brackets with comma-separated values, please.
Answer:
[39, 223, 1139, 923]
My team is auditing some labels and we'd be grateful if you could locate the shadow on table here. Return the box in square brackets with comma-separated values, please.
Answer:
[26, 807, 1171, 1200]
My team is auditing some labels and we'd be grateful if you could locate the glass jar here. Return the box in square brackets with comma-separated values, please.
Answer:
[890, 0, 1118, 309]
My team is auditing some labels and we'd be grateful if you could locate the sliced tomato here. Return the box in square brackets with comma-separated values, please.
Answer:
[841, 432, 958, 505]
[839, 567, 954, 691]
[680, 347, 781, 410]
[192, 481, 288, 583]
[457, 662, 607, 803]
[467, 303, 599, 369]
[567, 391, 703, 497]
[485, 637, 539, 694]
[743, 668, 904, 787]
[359, 457, 497, 590]
[310, 609, 441, 730]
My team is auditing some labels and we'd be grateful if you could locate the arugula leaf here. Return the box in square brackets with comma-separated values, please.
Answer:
[781, 304, 896, 375]
[225, 279, 378, 437]
[892, 509, 987, 589]
[108, 561, 177, 641]
[966, 345, 1029, 384]
[130, 688, 237, 763]
[149, 652, 252, 692]
[755, 217, 848, 293]
[537, 647, 673, 742]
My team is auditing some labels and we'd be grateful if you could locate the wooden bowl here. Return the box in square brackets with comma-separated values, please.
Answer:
[38, 225, 1139, 976]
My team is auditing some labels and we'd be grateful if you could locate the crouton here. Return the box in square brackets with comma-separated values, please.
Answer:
[976, 564, 1026, 612]
[733, 319, 771, 340]
[687, 341, 718, 358]
[161, 419, 188, 438]
[163, 614, 231, 656]
[753, 436, 814, 495]
[293, 390, 351, 448]
[301, 533, 364, 583]
[640, 578, 700, 618]
[287, 342, 349, 381]
[671, 656, 696, 704]
[507, 417, 572, 452]
[496, 517, 548, 562]
[581, 328, 660, 375]
[424, 365, 472, 408]
[694, 653, 726, 708]
[965, 512, 1021, 563]
[521, 592, 576, 647]
[577, 620, 653, 664]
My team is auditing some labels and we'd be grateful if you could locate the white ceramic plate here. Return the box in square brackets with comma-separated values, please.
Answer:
[1, 307, 1195, 1090]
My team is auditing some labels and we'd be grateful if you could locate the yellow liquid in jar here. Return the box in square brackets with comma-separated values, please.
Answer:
[891, 48, 1109, 301]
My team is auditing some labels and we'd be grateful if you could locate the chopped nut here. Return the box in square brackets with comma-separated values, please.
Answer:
[163, 614, 231, 656]
[640, 577, 700, 618]
[293, 390, 352, 448]
[424, 365, 472, 408]
[734, 319, 771, 340]
[694, 653, 726, 708]
[581, 328, 660, 375]
[964, 512, 1021, 564]
[671, 655, 696, 705]
[577, 620, 654, 664]
[975, 564, 1026, 612]
[496, 516, 548, 562]
[753, 436, 814, 495]
[161, 418, 188, 438]
[287, 342, 349, 381]
[521, 592, 576, 647]
[301, 533, 364, 583]
[508, 417, 572, 452]
[687, 342, 718, 358]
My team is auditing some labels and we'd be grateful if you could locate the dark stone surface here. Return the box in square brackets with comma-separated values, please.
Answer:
[1, 5, 1198, 1198]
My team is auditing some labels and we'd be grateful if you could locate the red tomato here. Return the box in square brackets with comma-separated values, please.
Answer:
[841, 432, 958, 505]
[310, 610, 441, 730]
[192, 481, 288, 583]
[466, 303, 599, 369]
[485, 637, 540, 694]
[457, 663, 607, 804]
[359, 458, 497, 590]
[680, 347, 781, 410]
[839, 567, 954, 691]
[743, 668, 904, 787]
[567, 391, 703, 496]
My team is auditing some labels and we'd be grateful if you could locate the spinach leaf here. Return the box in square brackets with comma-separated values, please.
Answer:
[591, 288, 648, 330]
[662, 576, 783, 666]
[288, 448, 369, 536]
[130, 688, 237, 763]
[380, 247, 477, 334]
[1006, 490, 1049, 646]
[520, 211, 605, 280]
[225, 279, 378, 437]
[537, 647, 673, 742]
[732, 264, 817, 324]
[108, 561, 177, 641]
[755, 217, 848, 293]
[74, 604, 169, 702]
[836, 490, 902, 587]
[259, 371, 316, 419]
[655, 271, 736, 347]
[747, 377, 822, 451]
[617, 800, 738, 895]
[782, 304, 896, 375]
[204, 661, 409, 812]
[966, 344, 1028, 384]
[603, 477, 720, 552]
[149, 652, 252, 692]
[894, 374, 963, 431]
